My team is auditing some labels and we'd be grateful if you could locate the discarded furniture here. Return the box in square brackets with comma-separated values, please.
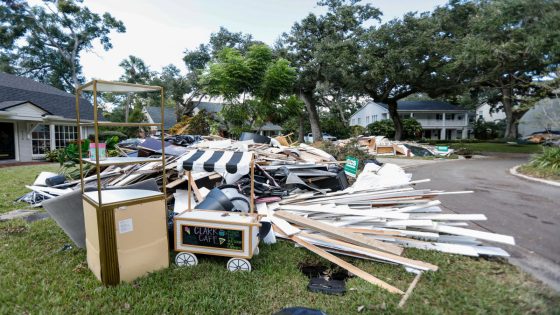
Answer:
[76, 80, 169, 285]
[174, 150, 260, 271]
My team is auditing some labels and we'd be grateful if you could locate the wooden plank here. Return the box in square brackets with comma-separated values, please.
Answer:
[301, 233, 438, 271]
[275, 210, 403, 255]
[166, 177, 187, 189]
[289, 234, 404, 294]
[398, 272, 422, 308]
[270, 217, 301, 236]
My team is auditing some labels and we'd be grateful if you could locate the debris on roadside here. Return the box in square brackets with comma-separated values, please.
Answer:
[18, 131, 515, 295]
[338, 136, 455, 157]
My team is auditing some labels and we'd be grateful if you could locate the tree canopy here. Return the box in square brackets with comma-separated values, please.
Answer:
[200, 44, 296, 137]
[0, 0, 125, 92]
[443, 0, 560, 138]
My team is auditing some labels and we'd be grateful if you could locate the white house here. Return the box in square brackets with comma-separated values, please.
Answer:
[475, 103, 506, 122]
[350, 100, 472, 140]
[0, 72, 95, 162]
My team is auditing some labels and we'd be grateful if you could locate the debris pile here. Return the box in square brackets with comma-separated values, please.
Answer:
[338, 136, 454, 157]
[21, 132, 515, 295]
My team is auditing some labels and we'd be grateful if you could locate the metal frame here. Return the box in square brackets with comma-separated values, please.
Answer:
[75, 80, 169, 285]
[75, 80, 167, 205]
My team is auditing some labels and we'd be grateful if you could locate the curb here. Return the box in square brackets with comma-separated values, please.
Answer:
[509, 165, 560, 187]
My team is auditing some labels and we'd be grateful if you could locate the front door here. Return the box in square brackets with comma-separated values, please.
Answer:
[0, 122, 16, 160]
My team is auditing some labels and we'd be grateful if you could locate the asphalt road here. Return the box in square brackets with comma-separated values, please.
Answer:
[408, 155, 560, 291]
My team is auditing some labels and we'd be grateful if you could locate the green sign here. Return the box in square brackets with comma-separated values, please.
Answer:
[436, 146, 449, 152]
[344, 156, 359, 178]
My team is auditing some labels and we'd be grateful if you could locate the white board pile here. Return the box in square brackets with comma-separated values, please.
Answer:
[263, 162, 515, 294]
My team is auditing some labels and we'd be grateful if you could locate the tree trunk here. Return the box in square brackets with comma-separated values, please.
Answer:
[298, 115, 305, 143]
[501, 87, 517, 139]
[299, 91, 322, 142]
[387, 99, 403, 140]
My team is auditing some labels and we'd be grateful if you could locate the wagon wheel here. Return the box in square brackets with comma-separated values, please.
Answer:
[175, 252, 198, 267]
[227, 258, 251, 272]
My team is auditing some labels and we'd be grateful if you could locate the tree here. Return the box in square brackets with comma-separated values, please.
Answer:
[279, 0, 381, 142]
[151, 64, 191, 121]
[356, 9, 465, 140]
[180, 27, 263, 116]
[118, 55, 154, 122]
[1, 0, 125, 92]
[201, 44, 296, 137]
[448, 0, 560, 138]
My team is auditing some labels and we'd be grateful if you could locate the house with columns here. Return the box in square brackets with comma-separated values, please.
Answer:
[349, 100, 473, 140]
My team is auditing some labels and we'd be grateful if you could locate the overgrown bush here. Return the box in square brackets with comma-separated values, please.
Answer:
[367, 118, 422, 139]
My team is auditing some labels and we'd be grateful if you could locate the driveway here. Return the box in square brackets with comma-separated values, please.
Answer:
[406, 155, 560, 291]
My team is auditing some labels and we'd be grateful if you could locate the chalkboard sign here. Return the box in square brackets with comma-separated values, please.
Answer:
[181, 225, 243, 250]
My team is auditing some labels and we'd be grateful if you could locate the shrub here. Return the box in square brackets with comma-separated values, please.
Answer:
[401, 118, 423, 140]
[350, 125, 366, 137]
[529, 147, 560, 173]
[367, 118, 423, 139]
[44, 149, 63, 162]
[473, 118, 505, 140]
[367, 119, 395, 138]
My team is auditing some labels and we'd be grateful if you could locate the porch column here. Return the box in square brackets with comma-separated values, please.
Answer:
[440, 113, 446, 140]
[49, 124, 56, 152]
[462, 128, 468, 139]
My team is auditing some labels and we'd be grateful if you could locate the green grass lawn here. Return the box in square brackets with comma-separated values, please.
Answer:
[1, 164, 559, 314]
[447, 142, 543, 154]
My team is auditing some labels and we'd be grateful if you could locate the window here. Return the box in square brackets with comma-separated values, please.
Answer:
[357, 117, 361, 125]
[351, 118, 355, 125]
[457, 115, 463, 121]
[373, 114, 378, 122]
[55, 125, 77, 149]
[446, 114, 455, 120]
[382, 113, 387, 119]
[436, 114, 443, 120]
[366, 116, 370, 124]
[32, 124, 50, 155]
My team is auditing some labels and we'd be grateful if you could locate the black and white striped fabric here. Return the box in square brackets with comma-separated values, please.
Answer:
[177, 150, 253, 175]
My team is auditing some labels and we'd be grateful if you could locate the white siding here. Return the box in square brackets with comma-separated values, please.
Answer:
[349, 102, 389, 127]
[5, 103, 47, 118]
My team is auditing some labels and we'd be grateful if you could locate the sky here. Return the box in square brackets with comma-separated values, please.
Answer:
[76, 0, 448, 81]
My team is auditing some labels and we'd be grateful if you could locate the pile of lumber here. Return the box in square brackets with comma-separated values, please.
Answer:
[257, 162, 515, 294]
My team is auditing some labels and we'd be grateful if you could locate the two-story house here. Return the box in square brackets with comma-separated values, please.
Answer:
[349, 100, 472, 140]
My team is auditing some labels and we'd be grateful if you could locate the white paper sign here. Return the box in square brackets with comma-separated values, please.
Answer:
[118, 218, 134, 234]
